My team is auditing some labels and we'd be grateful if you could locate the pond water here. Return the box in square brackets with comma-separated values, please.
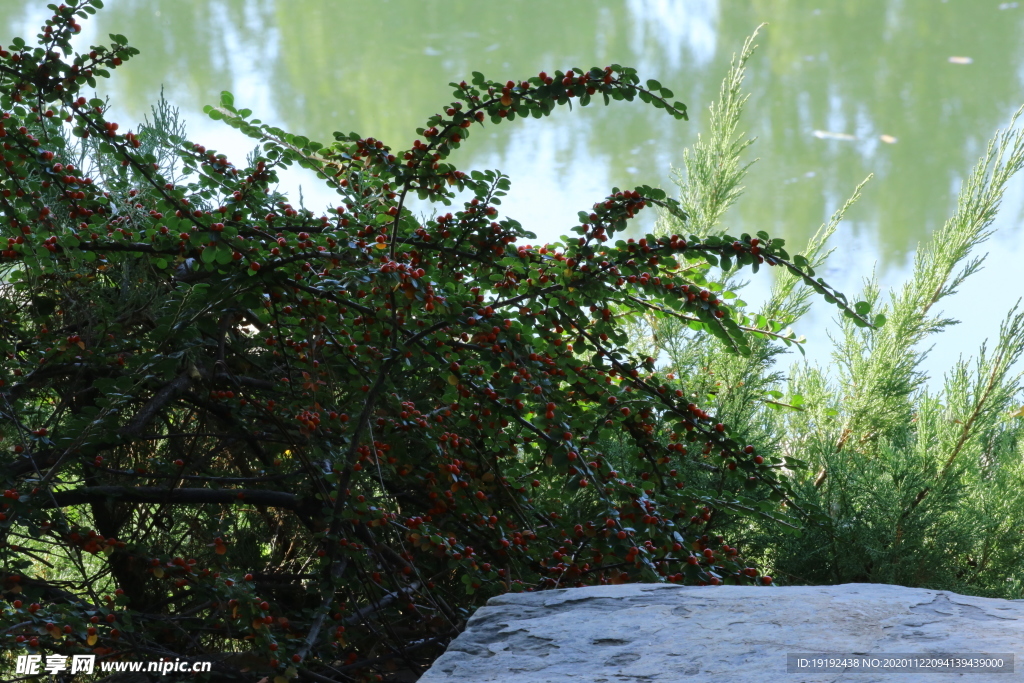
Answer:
[3, 0, 1023, 385]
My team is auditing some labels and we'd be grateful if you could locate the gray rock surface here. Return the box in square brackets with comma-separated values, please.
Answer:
[419, 583, 1023, 682]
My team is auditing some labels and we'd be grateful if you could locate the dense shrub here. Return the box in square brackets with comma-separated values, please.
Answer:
[641, 30, 1024, 599]
[0, 8, 872, 682]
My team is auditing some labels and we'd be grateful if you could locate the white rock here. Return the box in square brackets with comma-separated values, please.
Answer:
[420, 583, 1023, 682]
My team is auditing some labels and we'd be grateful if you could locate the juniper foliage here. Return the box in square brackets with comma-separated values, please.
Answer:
[643, 33, 1024, 598]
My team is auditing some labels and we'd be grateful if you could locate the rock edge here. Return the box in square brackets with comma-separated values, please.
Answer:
[419, 583, 1023, 682]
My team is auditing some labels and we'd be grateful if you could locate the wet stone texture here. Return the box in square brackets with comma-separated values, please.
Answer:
[418, 583, 1024, 682]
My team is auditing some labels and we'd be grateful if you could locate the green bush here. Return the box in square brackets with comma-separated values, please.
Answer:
[642, 29, 1024, 599]
[0, 9, 865, 683]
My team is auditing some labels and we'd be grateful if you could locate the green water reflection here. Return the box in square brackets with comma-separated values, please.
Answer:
[3, 0, 1023, 368]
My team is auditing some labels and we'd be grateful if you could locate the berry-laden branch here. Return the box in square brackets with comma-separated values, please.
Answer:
[0, 5, 871, 681]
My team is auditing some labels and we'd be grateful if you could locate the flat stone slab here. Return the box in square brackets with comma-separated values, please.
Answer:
[419, 583, 1024, 682]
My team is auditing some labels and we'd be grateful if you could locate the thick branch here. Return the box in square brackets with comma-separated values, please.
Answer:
[39, 486, 312, 513]
[119, 369, 193, 439]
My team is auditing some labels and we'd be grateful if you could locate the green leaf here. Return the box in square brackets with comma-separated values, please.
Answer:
[646, 79, 662, 91]
[219, 91, 234, 108]
[854, 301, 871, 315]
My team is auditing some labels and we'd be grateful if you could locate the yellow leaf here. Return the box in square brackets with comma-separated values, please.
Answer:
[374, 242, 387, 250]
[252, 619, 263, 630]
[447, 374, 458, 386]
[1010, 406, 1024, 419]
[87, 634, 98, 646]
[274, 677, 289, 683]
[152, 567, 164, 578]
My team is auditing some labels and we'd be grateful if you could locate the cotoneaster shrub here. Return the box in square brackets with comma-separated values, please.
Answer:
[0, 6, 876, 681]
